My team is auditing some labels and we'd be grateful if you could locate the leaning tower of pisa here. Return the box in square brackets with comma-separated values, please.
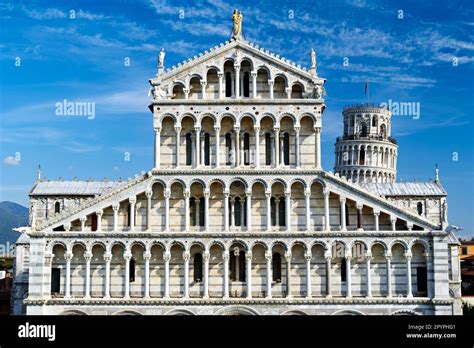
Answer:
[334, 104, 398, 183]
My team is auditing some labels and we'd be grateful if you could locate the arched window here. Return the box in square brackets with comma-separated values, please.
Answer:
[190, 197, 196, 226]
[278, 197, 286, 227]
[185, 133, 192, 165]
[193, 253, 203, 282]
[204, 133, 210, 165]
[225, 133, 232, 165]
[265, 133, 272, 165]
[283, 132, 290, 165]
[234, 197, 242, 226]
[272, 253, 282, 282]
[243, 72, 250, 97]
[380, 124, 387, 138]
[225, 72, 232, 97]
[199, 197, 205, 226]
[243, 132, 250, 165]
[230, 250, 237, 281]
[341, 258, 347, 282]
[361, 122, 368, 137]
[417, 202, 423, 215]
[54, 201, 61, 214]
[372, 116, 377, 127]
[360, 148, 365, 165]
[129, 258, 136, 282]
[271, 197, 276, 226]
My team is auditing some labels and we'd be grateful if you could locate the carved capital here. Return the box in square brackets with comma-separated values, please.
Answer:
[129, 197, 137, 205]
[145, 190, 153, 199]
[112, 203, 120, 212]
[163, 252, 171, 262]
[305, 253, 312, 262]
[183, 253, 190, 262]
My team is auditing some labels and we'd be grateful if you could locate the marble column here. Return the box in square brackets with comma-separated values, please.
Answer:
[325, 251, 332, 298]
[154, 127, 161, 168]
[305, 190, 311, 231]
[285, 191, 291, 231]
[246, 191, 252, 231]
[339, 197, 346, 231]
[194, 126, 201, 168]
[184, 191, 190, 231]
[84, 252, 92, 298]
[164, 190, 170, 231]
[65, 253, 72, 298]
[146, 190, 152, 231]
[164, 252, 170, 298]
[203, 252, 210, 298]
[390, 216, 397, 231]
[214, 126, 220, 167]
[305, 252, 312, 298]
[405, 252, 413, 298]
[374, 211, 380, 231]
[345, 255, 352, 298]
[251, 71, 257, 98]
[80, 216, 86, 232]
[254, 125, 260, 167]
[295, 126, 301, 168]
[385, 252, 392, 297]
[224, 191, 230, 232]
[315, 127, 322, 169]
[323, 189, 331, 231]
[356, 204, 363, 230]
[124, 253, 131, 298]
[274, 126, 280, 167]
[269, 80, 274, 99]
[234, 66, 240, 98]
[144, 252, 151, 298]
[265, 252, 272, 298]
[200, 81, 207, 99]
[246, 253, 252, 298]
[234, 126, 240, 166]
[175, 125, 181, 167]
[266, 192, 272, 231]
[217, 72, 224, 98]
[104, 253, 112, 298]
[366, 254, 372, 297]
[223, 251, 229, 298]
[285, 252, 292, 298]
[204, 190, 210, 232]
[129, 197, 136, 232]
[183, 252, 190, 298]
[96, 210, 102, 232]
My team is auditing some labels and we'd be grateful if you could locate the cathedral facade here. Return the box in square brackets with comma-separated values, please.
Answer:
[12, 13, 462, 315]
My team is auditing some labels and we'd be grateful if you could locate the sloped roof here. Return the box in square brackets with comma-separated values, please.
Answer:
[362, 182, 446, 197]
[30, 180, 120, 196]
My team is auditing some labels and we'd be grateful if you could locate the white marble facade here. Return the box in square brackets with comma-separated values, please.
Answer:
[12, 14, 462, 316]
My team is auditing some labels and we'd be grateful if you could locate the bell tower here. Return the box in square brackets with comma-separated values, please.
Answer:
[334, 104, 398, 183]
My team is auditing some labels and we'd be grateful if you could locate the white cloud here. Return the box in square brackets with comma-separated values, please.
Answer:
[3, 156, 20, 166]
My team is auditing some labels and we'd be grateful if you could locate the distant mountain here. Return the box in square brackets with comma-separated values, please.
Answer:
[0, 201, 29, 246]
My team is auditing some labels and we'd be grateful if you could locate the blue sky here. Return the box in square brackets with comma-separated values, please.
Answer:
[0, 0, 473, 237]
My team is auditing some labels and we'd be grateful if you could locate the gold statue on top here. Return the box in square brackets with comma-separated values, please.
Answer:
[232, 9, 243, 39]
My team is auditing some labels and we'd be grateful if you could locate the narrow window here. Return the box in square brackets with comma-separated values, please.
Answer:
[204, 133, 210, 165]
[341, 258, 347, 282]
[272, 253, 282, 282]
[265, 133, 272, 165]
[243, 197, 247, 227]
[278, 197, 286, 226]
[234, 197, 242, 226]
[283, 132, 290, 165]
[225, 133, 232, 165]
[190, 197, 196, 226]
[50, 268, 61, 294]
[239, 250, 246, 281]
[360, 148, 365, 165]
[417, 202, 423, 216]
[361, 123, 368, 137]
[193, 253, 203, 282]
[185, 133, 192, 165]
[199, 197, 205, 227]
[243, 132, 250, 165]
[345, 203, 350, 227]
[129, 258, 135, 282]
[372, 116, 377, 127]
[54, 202, 61, 214]
[225, 72, 232, 97]
[243, 72, 250, 97]
[417, 267, 427, 293]
[271, 197, 276, 226]
[357, 208, 361, 229]
[91, 213, 98, 231]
